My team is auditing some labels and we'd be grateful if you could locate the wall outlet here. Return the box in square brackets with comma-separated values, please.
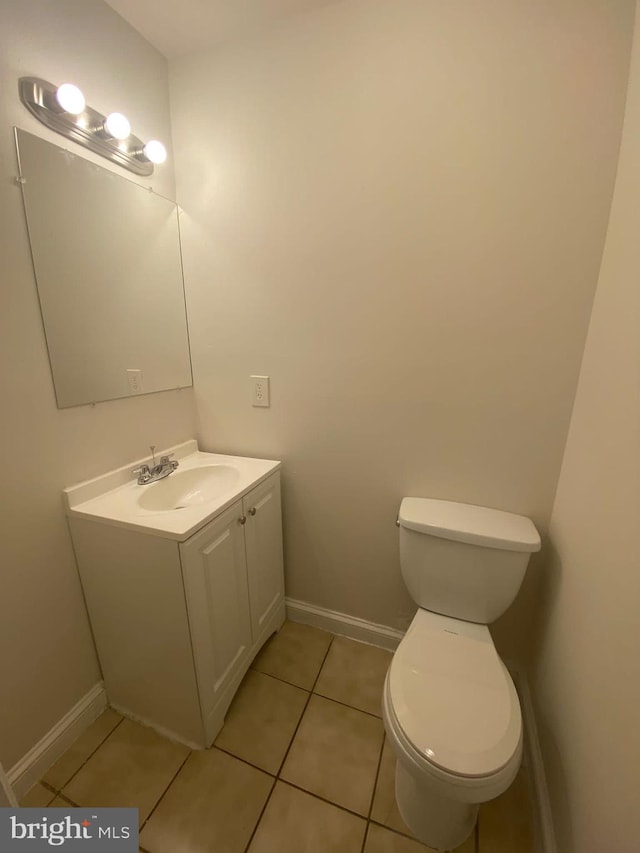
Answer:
[127, 369, 143, 395]
[250, 375, 270, 407]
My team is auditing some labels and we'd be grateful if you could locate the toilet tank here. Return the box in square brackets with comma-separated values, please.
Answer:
[398, 498, 541, 624]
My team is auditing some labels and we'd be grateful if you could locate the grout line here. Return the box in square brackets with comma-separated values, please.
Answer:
[361, 822, 372, 852]
[40, 781, 57, 795]
[138, 751, 192, 833]
[311, 689, 384, 721]
[212, 745, 277, 779]
[369, 809, 479, 851]
[274, 636, 335, 778]
[249, 667, 313, 694]
[369, 819, 434, 847]
[240, 635, 337, 853]
[241, 776, 277, 853]
[253, 651, 385, 720]
[296, 637, 335, 696]
[276, 779, 370, 822]
[52, 794, 79, 808]
[360, 736, 386, 853]
[369, 814, 478, 851]
[307, 692, 385, 722]
[50, 712, 125, 797]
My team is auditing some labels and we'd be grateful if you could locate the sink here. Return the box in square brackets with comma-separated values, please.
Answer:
[137, 465, 240, 512]
[64, 441, 281, 541]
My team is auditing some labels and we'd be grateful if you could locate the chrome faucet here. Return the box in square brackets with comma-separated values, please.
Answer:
[133, 445, 179, 485]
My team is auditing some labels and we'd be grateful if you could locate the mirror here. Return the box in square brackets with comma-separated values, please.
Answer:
[15, 128, 193, 409]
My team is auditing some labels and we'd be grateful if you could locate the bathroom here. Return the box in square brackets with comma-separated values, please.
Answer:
[1, 0, 639, 850]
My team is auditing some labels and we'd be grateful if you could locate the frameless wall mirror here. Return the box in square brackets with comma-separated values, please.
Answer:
[15, 128, 193, 409]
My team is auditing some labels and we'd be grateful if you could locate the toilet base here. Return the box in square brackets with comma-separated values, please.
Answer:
[395, 760, 477, 851]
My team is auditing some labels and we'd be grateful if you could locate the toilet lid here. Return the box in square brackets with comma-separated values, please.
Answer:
[388, 611, 521, 778]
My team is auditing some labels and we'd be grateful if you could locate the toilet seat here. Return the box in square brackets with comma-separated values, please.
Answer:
[387, 609, 522, 779]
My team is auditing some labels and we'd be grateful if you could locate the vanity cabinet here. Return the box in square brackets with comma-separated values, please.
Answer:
[180, 475, 285, 743]
[243, 474, 288, 637]
[69, 470, 285, 749]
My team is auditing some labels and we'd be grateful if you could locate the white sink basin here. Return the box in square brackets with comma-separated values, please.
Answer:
[63, 440, 281, 541]
[137, 465, 240, 512]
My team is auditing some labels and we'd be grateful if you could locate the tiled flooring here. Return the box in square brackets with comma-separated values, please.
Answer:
[22, 622, 535, 853]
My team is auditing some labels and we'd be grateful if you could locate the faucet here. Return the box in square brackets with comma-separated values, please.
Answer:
[133, 445, 179, 485]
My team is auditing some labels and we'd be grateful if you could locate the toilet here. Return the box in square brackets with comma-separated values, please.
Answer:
[383, 497, 541, 851]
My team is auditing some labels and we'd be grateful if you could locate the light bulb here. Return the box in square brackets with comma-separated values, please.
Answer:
[55, 83, 85, 115]
[104, 112, 131, 140]
[143, 139, 167, 164]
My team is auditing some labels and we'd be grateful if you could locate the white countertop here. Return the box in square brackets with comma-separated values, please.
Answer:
[64, 440, 281, 542]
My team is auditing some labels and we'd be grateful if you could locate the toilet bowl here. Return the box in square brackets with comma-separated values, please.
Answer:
[382, 609, 523, 850]
[385, 497, 540, 850]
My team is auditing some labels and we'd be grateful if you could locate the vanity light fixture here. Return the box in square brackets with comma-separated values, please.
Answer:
[143, 139, 167, 164]
[103, 112, 131, 141]
[55, 83, 85, 115]
[18, 77, 167, 177]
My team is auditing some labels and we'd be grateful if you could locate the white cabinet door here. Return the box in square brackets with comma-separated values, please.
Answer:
[180, 500, 252, 720]
[243, 474, 285, 640]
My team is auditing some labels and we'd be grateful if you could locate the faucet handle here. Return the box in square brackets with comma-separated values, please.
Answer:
[160, 453, 179, 471]
[133, 464, 152, 484]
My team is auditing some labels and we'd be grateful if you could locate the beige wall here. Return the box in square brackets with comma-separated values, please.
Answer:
[531, 3, 640, 850]
[170, 0, 633, 657]
[0, 0, 196, 768]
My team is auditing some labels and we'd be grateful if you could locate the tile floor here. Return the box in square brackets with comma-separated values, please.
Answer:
[21, 622, 535, 853]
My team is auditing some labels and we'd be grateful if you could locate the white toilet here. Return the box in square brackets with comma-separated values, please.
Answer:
[383, 497, 541, 851]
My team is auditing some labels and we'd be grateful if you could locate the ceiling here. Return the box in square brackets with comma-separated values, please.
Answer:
[105, 0, 341, 59]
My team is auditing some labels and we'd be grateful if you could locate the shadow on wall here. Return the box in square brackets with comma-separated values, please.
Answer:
[527, 540, 574, 852]
[534, 707, 574, 853]
[491, 547, 545, 665]
[527, 539, 562, 671]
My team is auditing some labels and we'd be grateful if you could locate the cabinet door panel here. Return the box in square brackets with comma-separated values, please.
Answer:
[244, 474, 285, 639]
[180, 501, 252, 718]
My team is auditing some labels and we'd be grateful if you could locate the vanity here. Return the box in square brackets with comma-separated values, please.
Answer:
[64, 440, 285, 749]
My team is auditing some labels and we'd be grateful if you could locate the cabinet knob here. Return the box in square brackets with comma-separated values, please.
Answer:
[248, 507, 257, 516]
[238, 515, 247, 525]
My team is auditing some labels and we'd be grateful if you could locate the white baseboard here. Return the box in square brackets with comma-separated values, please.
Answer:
[8, 683, 107, 799]
[285, 597, 405, 651]
[0, 763, 18, 807]
[509, 668, 558, 853]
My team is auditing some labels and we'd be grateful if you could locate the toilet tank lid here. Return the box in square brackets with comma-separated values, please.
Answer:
[398, 498, 541, 553]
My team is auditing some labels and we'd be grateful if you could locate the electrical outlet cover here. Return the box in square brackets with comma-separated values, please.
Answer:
[250, 375, 270, 407]
[127, 368, 143, 395]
